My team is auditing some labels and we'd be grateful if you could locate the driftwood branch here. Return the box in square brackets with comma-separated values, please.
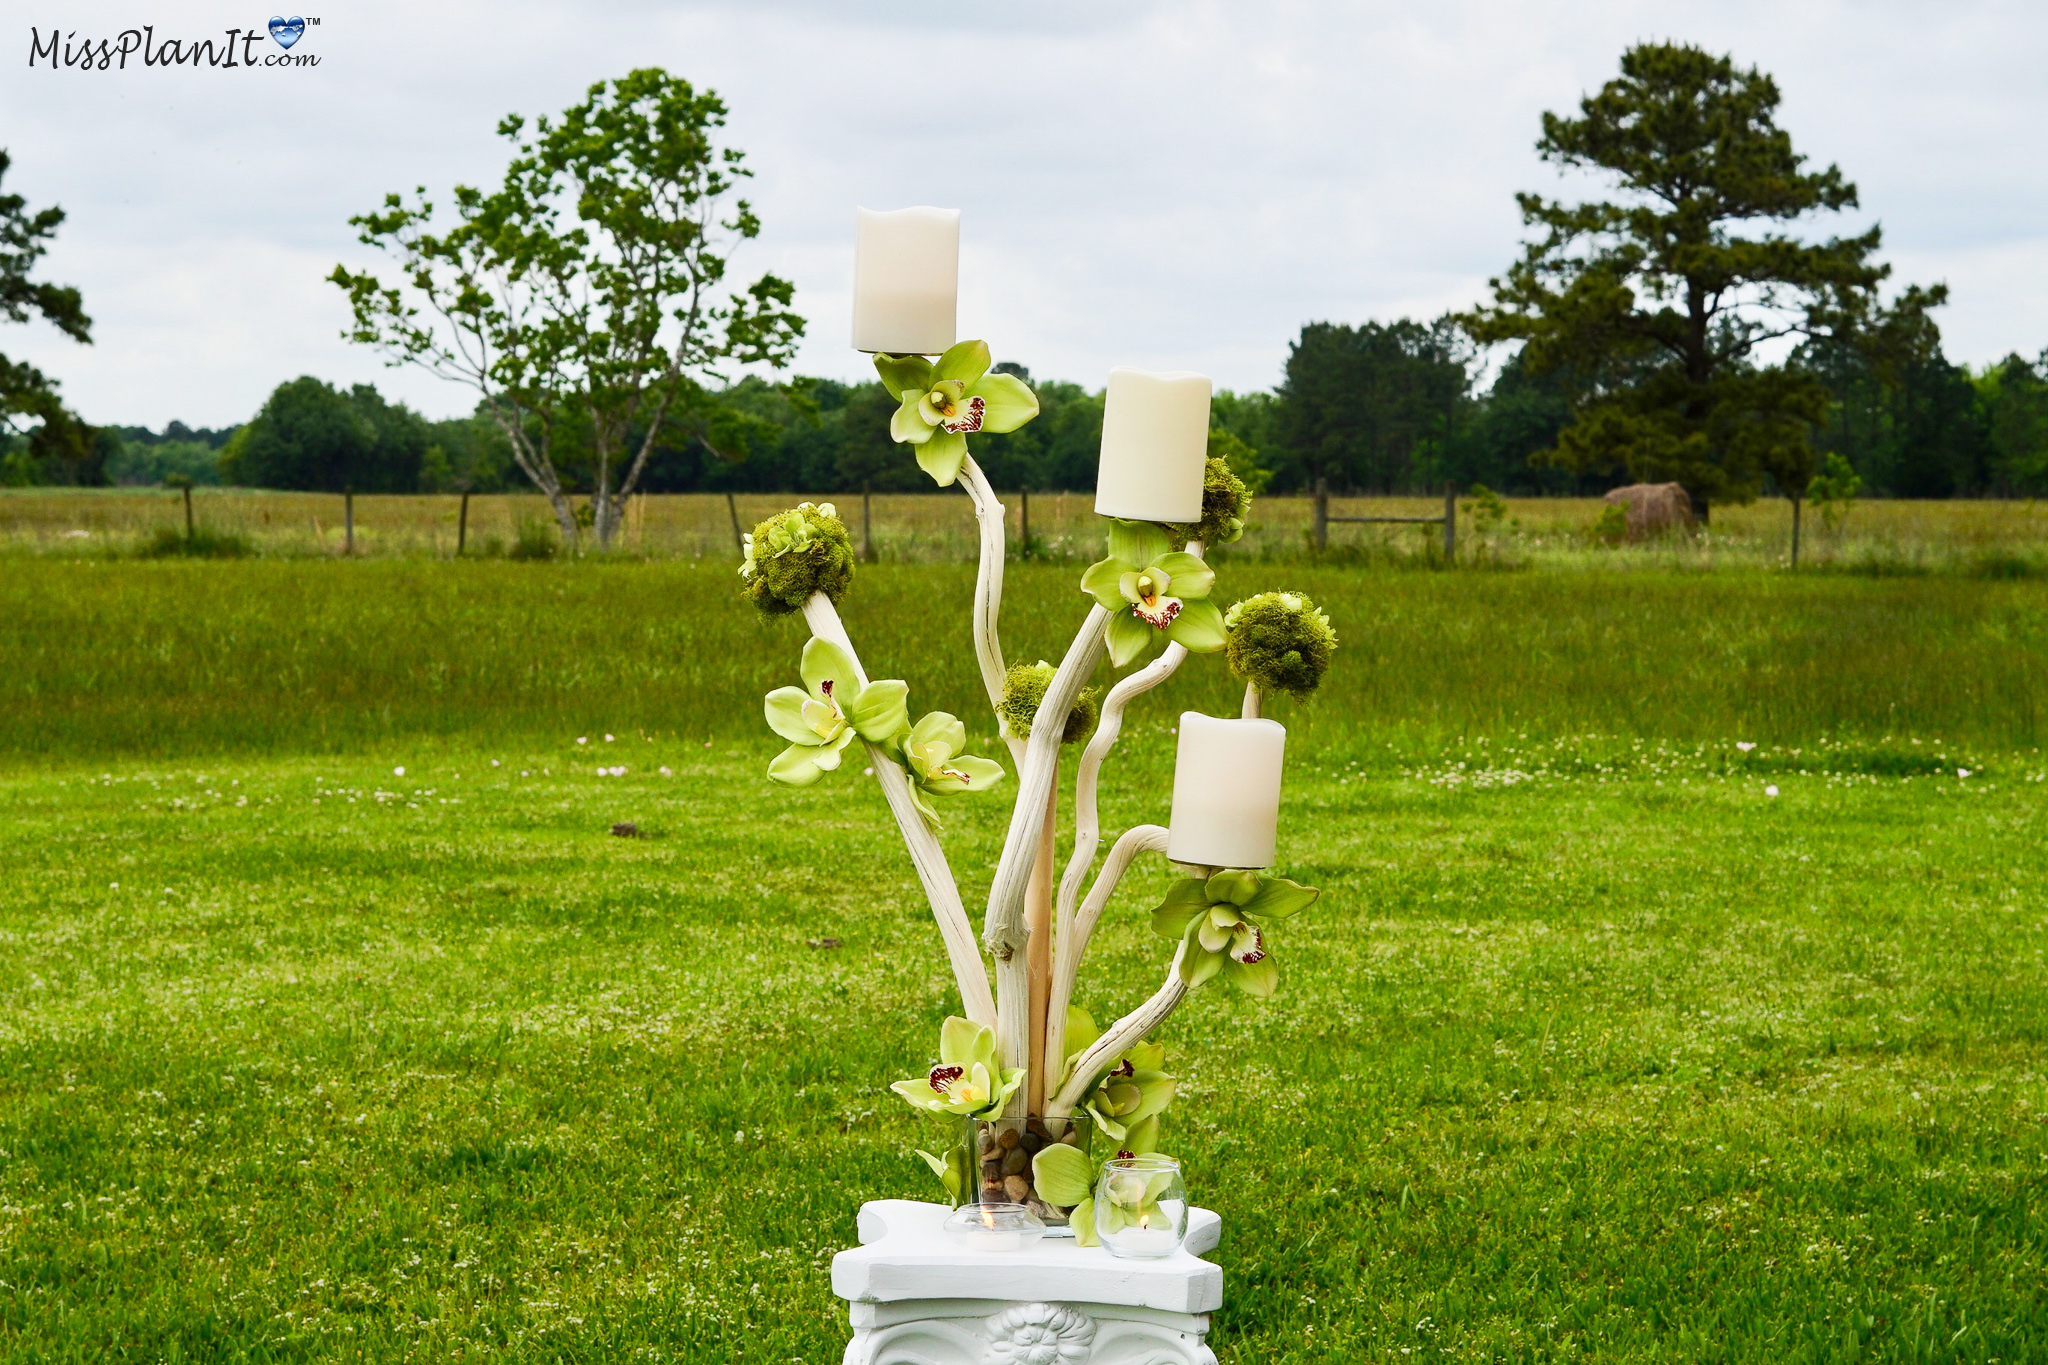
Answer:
[802, 594, 996, 1029]
[1047, 945, 1191, 1117]
[1043, 823, 1169, 1079]
[957, 458, 1021, 764]
[985, 606, 1109, 1100]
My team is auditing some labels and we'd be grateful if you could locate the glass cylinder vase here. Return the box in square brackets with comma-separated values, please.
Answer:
[956, 1114, 1094, 1231]
[1094, 1154, 1188, 1259]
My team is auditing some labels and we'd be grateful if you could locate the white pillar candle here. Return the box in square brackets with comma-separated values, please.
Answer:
[1094, 368, 1210, 524]
[1167, 713, 1285, 869]
[852, 206, 959, 356]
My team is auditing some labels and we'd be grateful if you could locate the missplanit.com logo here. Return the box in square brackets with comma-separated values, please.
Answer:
[28, 15, 323, 69]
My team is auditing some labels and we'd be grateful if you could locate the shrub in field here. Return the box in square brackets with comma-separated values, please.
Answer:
[508, 518, 559, 561]
[1589, 503, 1629, 546]
[135, 526, 252, 559]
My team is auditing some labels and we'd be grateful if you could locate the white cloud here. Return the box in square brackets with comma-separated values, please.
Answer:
[3, 0, 2044, 427]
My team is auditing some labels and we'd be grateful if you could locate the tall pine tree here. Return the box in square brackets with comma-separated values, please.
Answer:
[1463, 43, 1943, 520]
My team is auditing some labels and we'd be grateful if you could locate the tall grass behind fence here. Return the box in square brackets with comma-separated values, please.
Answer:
[3, 560, 2041, 763]
[4, 487, 2046, 572]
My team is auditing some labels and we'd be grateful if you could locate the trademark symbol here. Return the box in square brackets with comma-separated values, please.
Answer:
[307, 16, 321, 23]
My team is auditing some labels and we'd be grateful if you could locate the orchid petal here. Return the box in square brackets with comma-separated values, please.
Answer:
[1150, 882, 1209, 940]
[1166, 596, 1226, 653]
[1121, 1115, 1161, 1156]
[1221, 952, 1279, 997]
[967, 371, 1039, 433]
[1126, 1041, 1166, 1073]
[846, 678, 909, 744]
[1068, 1196, 1098, 1247]
[1063, 1006, 1102, 1063]
[940, 1015, 987, 1068]
[890, 1078, 946, 1113]
[800, 637, 862, 702]
[764, 686, 816, 744]
[891, 390, 935, 444]
[874, 353, 934, 398]
[1243, 876, 1320, 921]
[1205, 869, 1262, 905]
[915, 429, 969, 485]
[942, 755, 1005, 792]
[1079, 557, 1129, 611]
[1106, 520, 1171, 568]
[1088, 1102, 1129, 1142]
[1152, 551, 1214, 599]
[908, 784, 941, 830]
[1104, 610, 1153, 668]
[767, 744, 825, 787]
[932, 338, 992, 385]
[1031, 1142, 1095, 1207]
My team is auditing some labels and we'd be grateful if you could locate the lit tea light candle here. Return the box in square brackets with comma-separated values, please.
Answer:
[941, 1201, 1046, 1253]
[1094, 368, 1210, 524]
[1166, 713, 1285, 869]
[1103, 1208, 1184, 1258]
[852, 206, 959, 356]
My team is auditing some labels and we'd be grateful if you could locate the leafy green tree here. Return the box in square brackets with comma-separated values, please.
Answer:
[1462, 42, 1944, 520]
[971, 365, 1106, 492]
[1975, 353, 2048, 495]
[333, 68, 803, 549]
[0, 148, 100, 486]
[107, 439, 224, 486]
[1273, 316, 1471, 492]
[418, 412, 512, 494]
[219, 377, 428, 492]
[1798, 340, 1993, 498]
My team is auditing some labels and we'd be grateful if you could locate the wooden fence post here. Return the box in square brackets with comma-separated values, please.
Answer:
[1442, 481, 1456, 562]
[1020, 488, 1031, 555]
[862, 483, 874, 562]
[726, 491, 744, 555]
[344, 490, 355, 556]
[1313, 477, 1329, 551]
[457, 490, 471, 556]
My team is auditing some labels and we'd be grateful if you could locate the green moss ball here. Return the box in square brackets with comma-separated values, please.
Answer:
[1167, 458, 1252, 547]
[1223, 591, 1338, 698]
[741, 503, 855, 617]
[1001, 660, 1100, 744]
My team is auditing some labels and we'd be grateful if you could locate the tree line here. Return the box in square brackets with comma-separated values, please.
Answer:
[7, 49, 2047, 528]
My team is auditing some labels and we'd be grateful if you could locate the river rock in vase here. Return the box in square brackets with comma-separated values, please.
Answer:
[958, 1115, 1093, 1230]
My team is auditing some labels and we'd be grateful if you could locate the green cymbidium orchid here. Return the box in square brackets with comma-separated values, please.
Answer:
[1150, 869, 1320, 997]
[899, 711, 1005, 829]
[889, 1015, 1026, 1120]
[874, 340, 1040, 486]
[762, 637, 910, 787]
[1059, 1007, 1176, 1144]
[1079, 521, 1226, 668]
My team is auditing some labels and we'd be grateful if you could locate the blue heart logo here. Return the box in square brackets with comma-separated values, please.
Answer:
[268, 16, 305, 48]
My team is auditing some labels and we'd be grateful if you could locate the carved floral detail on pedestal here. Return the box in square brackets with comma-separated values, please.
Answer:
[985, 1302, 1096, 1364]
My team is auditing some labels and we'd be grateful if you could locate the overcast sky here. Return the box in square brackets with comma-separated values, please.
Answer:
[5, 0, 2045, 428]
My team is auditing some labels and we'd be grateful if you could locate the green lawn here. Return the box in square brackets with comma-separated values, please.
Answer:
[3, 732, 2044, 1362]
[3, 559, 2046, 1361]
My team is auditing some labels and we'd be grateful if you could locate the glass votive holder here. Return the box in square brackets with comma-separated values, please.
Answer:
[1094, 1155, 1188, 1259]
[941, 1201, 1046, 1253]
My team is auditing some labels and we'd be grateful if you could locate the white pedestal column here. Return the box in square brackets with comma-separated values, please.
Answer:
[832, 1200, 1223, 1364]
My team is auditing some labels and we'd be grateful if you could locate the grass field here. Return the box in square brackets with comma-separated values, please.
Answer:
[4, 556, 2047, 1361]
[4, 487, 2046, 574]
